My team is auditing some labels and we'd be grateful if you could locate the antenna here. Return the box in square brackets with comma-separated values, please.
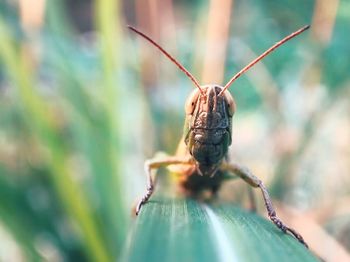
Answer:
[128, 25, 205, 96]
[219, 25, 310, 96]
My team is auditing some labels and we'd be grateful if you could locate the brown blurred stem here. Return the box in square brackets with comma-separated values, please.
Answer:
[201, 0, 233, 85]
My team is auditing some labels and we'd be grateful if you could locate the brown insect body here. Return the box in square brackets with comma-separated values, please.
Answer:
[129, 25, 310, 247]
[185, 85, 235, 177]
[167, 84, 236, 196]
[179, 168, 226, 197]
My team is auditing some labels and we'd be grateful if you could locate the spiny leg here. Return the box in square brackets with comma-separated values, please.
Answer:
[136, 153, 192, 215]
[220, 162, 308, 248]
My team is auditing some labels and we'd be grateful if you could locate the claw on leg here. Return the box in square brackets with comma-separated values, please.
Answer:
[135, 185, 154, 216]
[271, 215, 308, 247]
[135, 154, 192, 216]
[258, 181, 308, 248]
[220, 162, 309, 248]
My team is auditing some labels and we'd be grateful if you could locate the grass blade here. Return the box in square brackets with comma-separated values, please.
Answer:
[123, 196, 318, 262]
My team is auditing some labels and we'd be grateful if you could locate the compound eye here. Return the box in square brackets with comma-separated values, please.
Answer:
[185, 89, 200, 115]
[223, 91, 236, 116]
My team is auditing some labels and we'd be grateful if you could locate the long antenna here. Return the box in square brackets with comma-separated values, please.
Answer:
[128, 25, 205, 95]
[219, 25, 310, 96]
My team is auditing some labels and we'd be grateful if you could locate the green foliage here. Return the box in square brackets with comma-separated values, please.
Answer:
[124, 196, 318, 262]
[0, 0, 125, 260]
[0, 0, 349, 260]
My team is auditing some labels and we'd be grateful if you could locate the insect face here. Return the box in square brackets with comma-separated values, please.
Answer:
[184, 85, 236, 176]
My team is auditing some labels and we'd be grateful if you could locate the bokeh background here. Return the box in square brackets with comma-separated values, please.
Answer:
[0, 0, 349, 261]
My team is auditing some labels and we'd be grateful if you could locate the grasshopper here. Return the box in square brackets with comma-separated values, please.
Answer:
[129, 25, 310, 247]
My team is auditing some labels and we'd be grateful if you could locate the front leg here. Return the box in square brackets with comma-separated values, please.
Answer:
[136, 152, 192, 215]
[220, 162, 308, 248]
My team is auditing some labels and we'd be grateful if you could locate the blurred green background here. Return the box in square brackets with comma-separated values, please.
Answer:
[0, 0, 349, 261]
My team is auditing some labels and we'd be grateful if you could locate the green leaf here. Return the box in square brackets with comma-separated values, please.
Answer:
[123, 196, 318, 262]
[0, 17, 113, 262]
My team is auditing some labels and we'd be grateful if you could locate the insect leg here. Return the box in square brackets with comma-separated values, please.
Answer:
[220, 162, 308, 248]
[136, 154, 192, 215]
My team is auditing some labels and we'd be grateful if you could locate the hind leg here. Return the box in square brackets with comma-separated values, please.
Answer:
[220, 162, 308, 248]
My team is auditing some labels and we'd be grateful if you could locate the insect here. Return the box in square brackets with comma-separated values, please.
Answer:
[129, 24, 310, 247]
